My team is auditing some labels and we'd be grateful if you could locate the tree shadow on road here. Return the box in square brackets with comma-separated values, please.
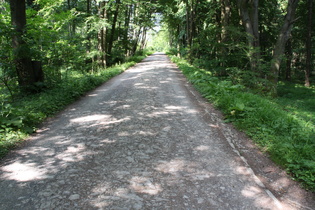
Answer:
[0, 53, 312, 209]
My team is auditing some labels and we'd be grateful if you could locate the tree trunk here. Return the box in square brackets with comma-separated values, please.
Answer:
[185, 0, 191, 48]
[130, 2, 141, 56]
[98, 1, 107, 68]
[67, 0, 75, 36]
[124, 5, 132, 56]
[107, 0, 120, 65]
[140, 27, 147, 50]
[285, 37, 292, 81]
[269, 0, 299, 88]
[305, 0, 313, 87]
[10, 0, 42, 91]
[221, 0, 231, 43]
[191, 0, 198, 47]
[177, 24, 181, 57]
[213, 0, 221, 61]
[86, 0, 91, 52]
[220, 0, 231, 74]
[131, 27, 141, 56]
[238, 0, 260, 72]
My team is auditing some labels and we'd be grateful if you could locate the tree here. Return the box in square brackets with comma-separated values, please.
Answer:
[221, 0, 231, 45]
[269, 0, 299, 87]
[9, 0, 43, 91]
[98, 1, 107, 68]
[0, 0, 158, 97]
[237, 0, 260, 72]
[220, 0, 231, 72]
[305, 0, 313, 87]
[107, 0, 121, 65]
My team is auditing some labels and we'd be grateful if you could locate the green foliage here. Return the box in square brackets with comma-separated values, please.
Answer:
[162, 0, 314, 95]
[0, 3, 17, 97]
[147, 27, 171, 52]
[170, 55, 315, 191]
[277, 82, 315, 124]
[0, 101, 32, 157]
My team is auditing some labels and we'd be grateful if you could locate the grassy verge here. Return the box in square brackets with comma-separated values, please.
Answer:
[0, 51, 152, 158]
[276, 82, 315, 125]
[169, 55, 315, 191]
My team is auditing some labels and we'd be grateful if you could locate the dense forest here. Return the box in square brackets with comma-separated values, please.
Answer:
[2, 1, 313, 94]
[1, 0, 157, 93]
[153, 0, 313, 93]
[0, 1, 314, 190]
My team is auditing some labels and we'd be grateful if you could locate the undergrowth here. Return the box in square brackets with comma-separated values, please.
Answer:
[169, 55, 315, 191]
[276, 82, 315, 125]
[0, 52, 151, 158]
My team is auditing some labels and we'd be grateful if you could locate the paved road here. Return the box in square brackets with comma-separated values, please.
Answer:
[0, 53, 302, 209]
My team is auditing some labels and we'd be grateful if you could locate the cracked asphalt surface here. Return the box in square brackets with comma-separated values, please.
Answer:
[0, 53, 314, 209]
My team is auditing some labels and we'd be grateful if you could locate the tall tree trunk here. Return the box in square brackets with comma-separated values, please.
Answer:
[191, 0, 197, 46]
[238, 0, 260, 72]
[185, 0, 191, 48]
[98, 1, 107, 68]
[86, 0, 91, 52]
[221, 0, 231, 43]
[285, 37, 292, 81]
[86, 0, 95, 71]
[269, 0, 299, 89]
[107, 0, 120, 65]
[305, 0, 313, 87]
[67, 0, 75, 36]
[10, 0, 42, 91]
[183, 0, 195, 49]
[124, 5, 132, 56]
[189, 0, 196, 48]
[140, 27, 147, 50]
[220, 0, 231, 74]
[193, 0, 201, 58]
[177, 24, 181, 57]
[130, 2, 140, 56]
[131, 27, 141, 56]
[213, 0, 221, 61]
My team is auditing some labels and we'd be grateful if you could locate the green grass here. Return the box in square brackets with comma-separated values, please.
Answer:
[276, 82, 315, 125]
[0, 51, 152, 158]
[169, 55, 315, 191]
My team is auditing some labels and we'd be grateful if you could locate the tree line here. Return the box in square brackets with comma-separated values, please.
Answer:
[0, 0, 157, 94]
[158, 0, 313, 95]
[1, 1, 314, 95]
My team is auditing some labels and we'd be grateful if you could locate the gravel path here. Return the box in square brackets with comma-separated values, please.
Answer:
[0, 53, 312, 209]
